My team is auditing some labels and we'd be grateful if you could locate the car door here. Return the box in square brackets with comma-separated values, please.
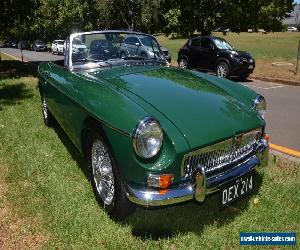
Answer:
[188, 39, 202, 68]
[43, 64, 85, 148]
[199, 38, 216, 71]
[122, 37, 133, 56]
[130, 37, 141, 57]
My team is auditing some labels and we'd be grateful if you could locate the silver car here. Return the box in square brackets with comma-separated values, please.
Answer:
[120, 35, 171, 62]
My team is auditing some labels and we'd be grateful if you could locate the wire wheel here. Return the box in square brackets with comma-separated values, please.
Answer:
[91, 139, 115, 205]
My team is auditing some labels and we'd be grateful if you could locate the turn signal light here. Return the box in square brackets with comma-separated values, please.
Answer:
[148, 174, 174, 189]
[263, 133, 270, 141]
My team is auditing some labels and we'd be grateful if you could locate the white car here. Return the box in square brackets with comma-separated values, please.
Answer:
[52, 40, 65, 54]
[287, 26, 298, 32]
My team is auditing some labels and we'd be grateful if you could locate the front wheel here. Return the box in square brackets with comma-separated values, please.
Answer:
[216, 62, 230, 78]
[87, 128, 135, 220]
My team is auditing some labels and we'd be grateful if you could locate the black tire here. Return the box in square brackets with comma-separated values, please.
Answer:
[41, 95, 54, 127]
[178, 57, 188, 69]
[216, 61, 230, 78]
[87, 126, 136, 220]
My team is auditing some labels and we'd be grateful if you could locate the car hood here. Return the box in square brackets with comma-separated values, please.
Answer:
[87, 66, 262, 149]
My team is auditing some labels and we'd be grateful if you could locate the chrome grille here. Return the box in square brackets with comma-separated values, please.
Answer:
[182, 129, 261, 178]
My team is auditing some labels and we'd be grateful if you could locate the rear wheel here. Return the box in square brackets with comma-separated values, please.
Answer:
[178, 57, 188, 69]
[41, 95, 53, 127]
[87, 127, 135, 220]
[216, 62, 230, 78]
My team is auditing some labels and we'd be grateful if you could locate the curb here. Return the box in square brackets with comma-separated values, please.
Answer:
[250, 76, 300, 86]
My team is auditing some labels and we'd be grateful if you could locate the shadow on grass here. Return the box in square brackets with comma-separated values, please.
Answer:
[50, 119, 264, 241]
[0, 83, 34, 110]
[0, 60, 37, 80]
[52, 121, 90, 180]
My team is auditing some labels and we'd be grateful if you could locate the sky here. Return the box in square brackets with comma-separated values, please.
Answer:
[295, 0, 300, 3]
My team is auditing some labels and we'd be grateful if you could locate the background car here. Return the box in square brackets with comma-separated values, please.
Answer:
[178, 35, 255, 80]
[17, 41, 29, 50]
[52, 40, 65, 54]
[287, 26, 298, 32]
[160, 46, 171, 63]
[32, 40, 47, 51]
[120, 35, 170, 62]
[3, 40, 17, 48]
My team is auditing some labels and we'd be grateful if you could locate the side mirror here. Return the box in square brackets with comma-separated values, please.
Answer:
[208, 44, 215, 51]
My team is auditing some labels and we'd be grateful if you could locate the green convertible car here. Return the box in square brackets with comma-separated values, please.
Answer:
[38, 30, 269, 220]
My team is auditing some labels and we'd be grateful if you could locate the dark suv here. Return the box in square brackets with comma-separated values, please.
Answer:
[178, 36, 255, 80]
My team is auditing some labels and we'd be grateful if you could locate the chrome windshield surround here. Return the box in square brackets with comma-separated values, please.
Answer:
[68, 30, 166, 71]
[181, 128, 262, 178]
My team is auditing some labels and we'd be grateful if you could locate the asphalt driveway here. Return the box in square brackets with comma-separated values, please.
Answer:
[1, 48, 299, 152]
[242, 80, 300, 151]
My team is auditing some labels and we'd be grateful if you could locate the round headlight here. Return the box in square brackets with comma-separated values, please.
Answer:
[133, 117, 163, 159]
[253, 95, 266, 118]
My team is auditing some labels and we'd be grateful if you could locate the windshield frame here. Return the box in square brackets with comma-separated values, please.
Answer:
[67, 30, 166, 71]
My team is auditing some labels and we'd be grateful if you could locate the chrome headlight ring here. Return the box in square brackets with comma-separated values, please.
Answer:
[133, 117, 163, 159]
[253, 95, 266, 118]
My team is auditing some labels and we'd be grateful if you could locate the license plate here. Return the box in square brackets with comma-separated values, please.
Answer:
[220, 172, 254, 207]
[248, 65, 254, 69]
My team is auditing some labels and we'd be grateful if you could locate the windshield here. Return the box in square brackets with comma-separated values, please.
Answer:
[71, 31, 165, 68]
[213, 38, 234, 50]
[57, 41, 64, 45]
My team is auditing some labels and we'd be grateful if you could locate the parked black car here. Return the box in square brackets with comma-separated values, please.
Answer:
[3, 40, 17, 48]
[17, 41, 29, 50]
[32, 40, 47, 51]
[178, 36, 255, 80]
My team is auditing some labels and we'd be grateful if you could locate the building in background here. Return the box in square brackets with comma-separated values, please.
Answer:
[284, 4, 300, 27]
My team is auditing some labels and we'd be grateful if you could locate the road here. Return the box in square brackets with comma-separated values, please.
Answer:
[242, 80, 300, 152]
[0, 47, 63, 62]
[1, 48, 300, 152]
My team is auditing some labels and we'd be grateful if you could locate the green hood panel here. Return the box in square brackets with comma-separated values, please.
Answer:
[88, 66, 263, 150]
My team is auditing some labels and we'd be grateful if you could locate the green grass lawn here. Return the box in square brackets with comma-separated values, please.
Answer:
[157, 32, 300, 62]
[0, 54, 300, 248]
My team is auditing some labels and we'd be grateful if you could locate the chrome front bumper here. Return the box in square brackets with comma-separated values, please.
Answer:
[126, 139, 269, 207]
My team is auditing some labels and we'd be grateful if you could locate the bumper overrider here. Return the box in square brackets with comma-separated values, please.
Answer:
[126, 139, 269, 206]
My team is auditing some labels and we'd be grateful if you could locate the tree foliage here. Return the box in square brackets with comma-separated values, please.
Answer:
[0, 0, 294, 41]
